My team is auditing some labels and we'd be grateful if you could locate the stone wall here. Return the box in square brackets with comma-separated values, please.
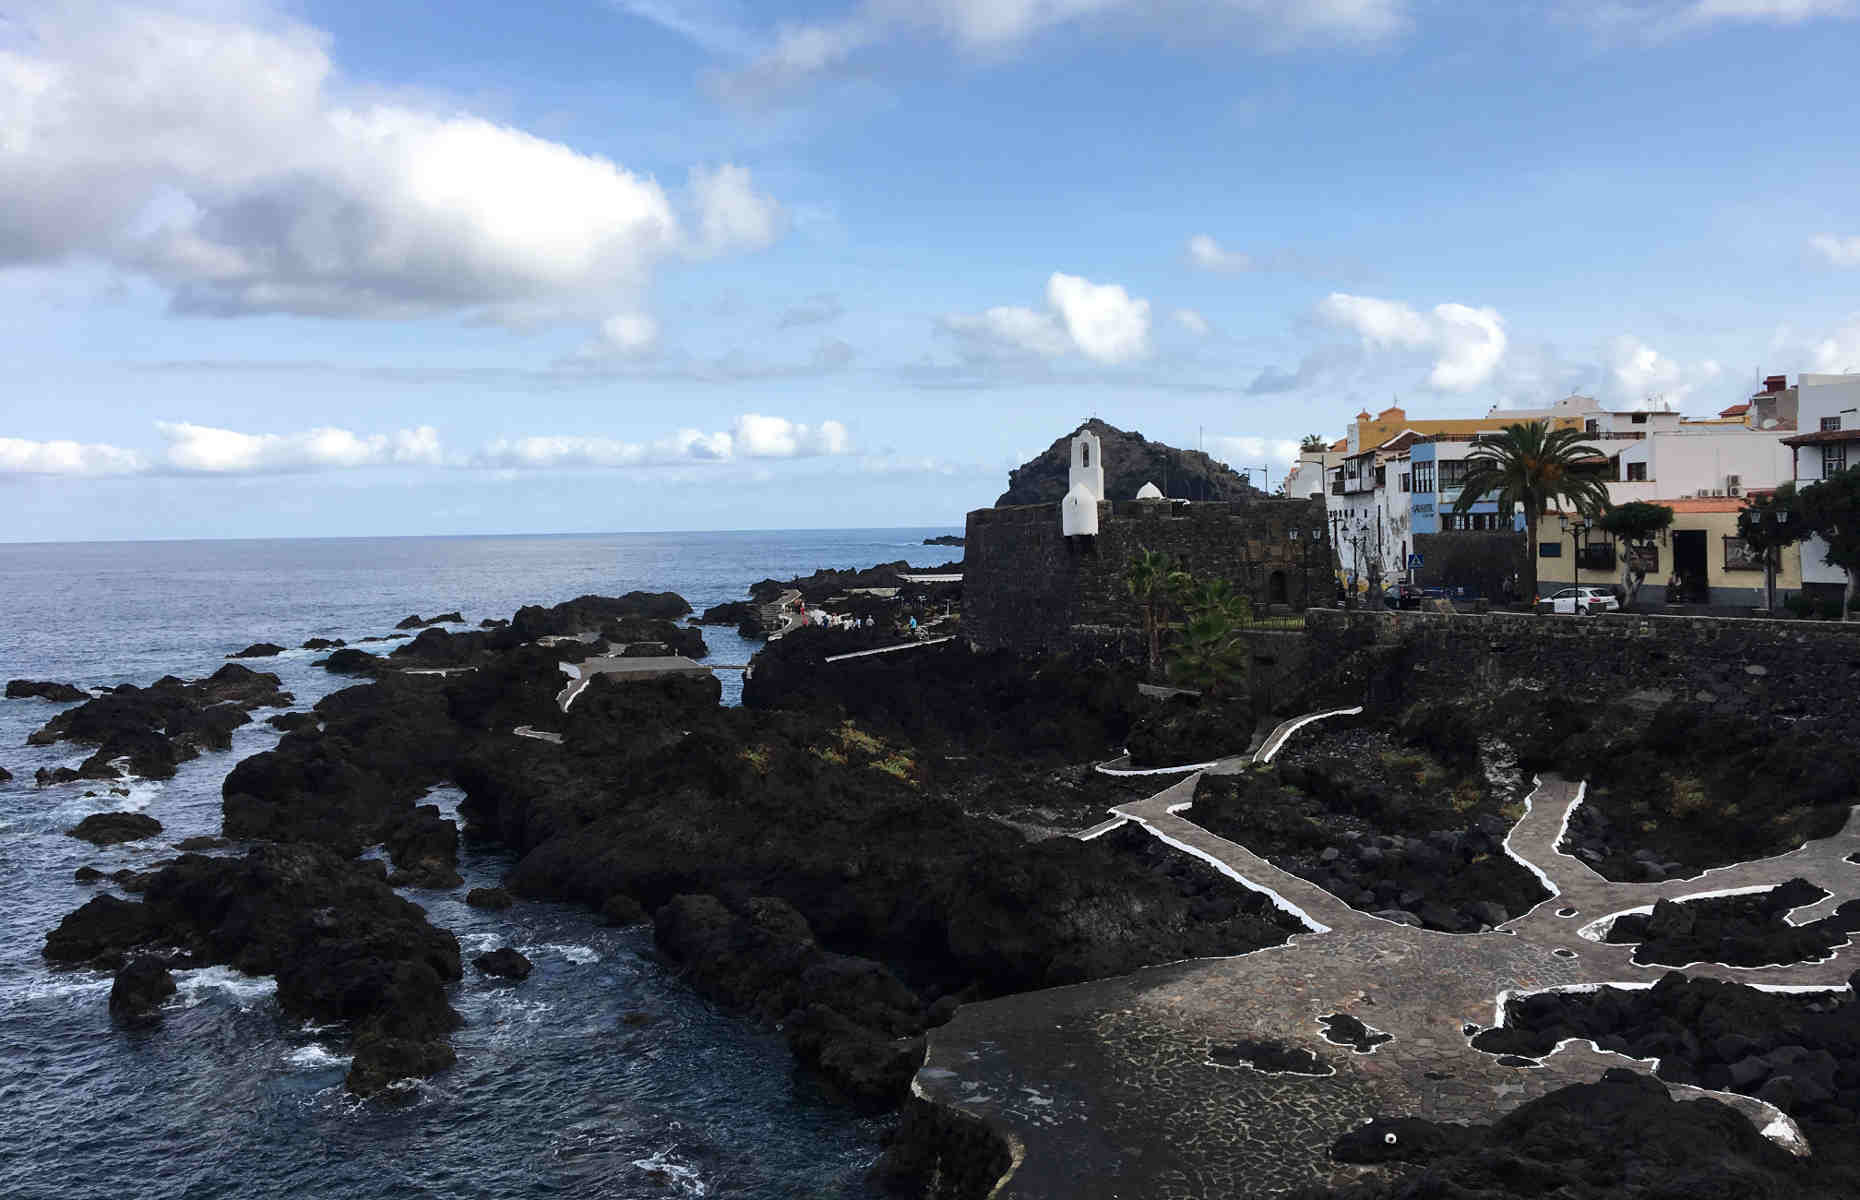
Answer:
[963, 496, 1330, 655]
[1301, 608, 1860, 733]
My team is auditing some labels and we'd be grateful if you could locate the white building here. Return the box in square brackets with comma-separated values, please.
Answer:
[1061, 430, 1103, 536]
[1784, 373, 1860, 593]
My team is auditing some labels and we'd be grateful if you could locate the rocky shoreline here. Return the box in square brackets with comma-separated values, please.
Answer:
[21, 582, 1860, 1198]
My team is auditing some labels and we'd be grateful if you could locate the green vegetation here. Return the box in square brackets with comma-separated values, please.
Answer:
[1165, 576, 1253, 696]
[1796, 466, 1860, 620]
[1451, 420, 1609, 600]
[1597, 500, 1674, 609]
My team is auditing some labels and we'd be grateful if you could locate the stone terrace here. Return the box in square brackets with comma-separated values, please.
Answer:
[912, 711, 1860, 1199]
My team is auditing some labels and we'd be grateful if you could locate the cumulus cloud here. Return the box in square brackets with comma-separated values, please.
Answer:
[596, 312, 662, 357]
[1174, 308, 1211, 336]
[1599, 336, 1722, 408]
[1205, 435, 1303, 483]
[0, 5, 776, 328]
[1186, 235, 1254, 273]
[1810, 234, 1860, 268]
[155, 422, 446, 473]
[1808, 315, 1860, 374]
[688, 164, 782, 257]
[1316, 292, 1507, 391]
[0, 437, 147, 476]
[942, 272, 1150, 365]
[1, 415, 854, 477]
[714, 0, 1404, 101]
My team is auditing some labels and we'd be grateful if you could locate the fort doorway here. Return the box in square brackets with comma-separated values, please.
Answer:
[1268, 570, 1288, 606]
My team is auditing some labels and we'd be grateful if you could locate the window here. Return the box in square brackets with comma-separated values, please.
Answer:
[1400, 472, 1411, 493]
[1631, 413, 1648, 425]
[1825, 443, 1848, 477]
[1438, 460, 1467, 488]
[1585, 419, 1599, 434]
[1626, 461, 1647, 482]
[1539, 542, 1562, 557]
[1822, 416, 1842, 432]
[1081, 444, 1090, 467]
[1412, 461, 1436, 493]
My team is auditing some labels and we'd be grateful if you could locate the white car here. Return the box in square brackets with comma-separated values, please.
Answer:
[1544, 585, 1620, 615]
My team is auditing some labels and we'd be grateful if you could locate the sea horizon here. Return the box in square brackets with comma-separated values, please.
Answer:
[0, 523, 969, 549]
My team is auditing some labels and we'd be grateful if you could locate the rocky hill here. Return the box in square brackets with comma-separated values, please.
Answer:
[994, 419, 1264, 507]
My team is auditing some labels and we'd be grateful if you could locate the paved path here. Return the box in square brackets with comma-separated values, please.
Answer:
[764, 589, 804, 641]
[823, 635, 956, 663]
[915, 711, 1860, 1199]
[556, 655, 714, 711]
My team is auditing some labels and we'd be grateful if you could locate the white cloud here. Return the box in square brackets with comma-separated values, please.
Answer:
[941, 305, 1073, 360]
[942, 272, 1151, 365]
[731, 413, 851, 457]
[1810, 234, 1860, 268]
[155, 421, 446, 473]
[689, 164, 782, 257]
[1186, 234, 1253, 273]
[1046, 272, 1150, 363]
[715, 0, 1404, 100]
[1205, 434, 1303, 471]
[1316, 292, 1507, 391]
[1599, 335, 1722, 407]
[1174, 308, 1211, 336]
[1809, 315, 1860, 374]
[0, 437, 147, 476]
[597, 312, 662, 356]
[0, 5, 776, 329]
[3, 414, 855, 477]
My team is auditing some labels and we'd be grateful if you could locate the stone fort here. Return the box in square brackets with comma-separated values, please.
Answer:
[963, 430, 1331, 654]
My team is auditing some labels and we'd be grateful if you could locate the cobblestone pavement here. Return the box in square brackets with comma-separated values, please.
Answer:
[914, 711, 1860, 1199]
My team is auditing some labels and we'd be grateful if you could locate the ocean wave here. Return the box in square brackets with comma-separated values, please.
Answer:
[631, 1148, 708, 1197]
[286, 1044, 352, 1071]
[171, 965, 277, 1010]
[1, 970, 114, 1007]
[537, 942, 601, 965]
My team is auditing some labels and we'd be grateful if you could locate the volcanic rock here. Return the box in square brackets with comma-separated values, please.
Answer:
[42, 843, 462, 1096]
[302, 638, 345, 650]
[473, 947, 533, 980]
[67, 812, 163, 845]
[994, 418, 1263, 507]
[6, 679, 87, 702]
[109, 957, 176, 1026]
[0, 765, 10, 784]
[25, 665, 287, 780]
[266, 711, 319, 733]
[394, 614, 426, 630]
[229, 643, 284, 658]
[465, 887, 513, 910]
[319, 648, 382, 675]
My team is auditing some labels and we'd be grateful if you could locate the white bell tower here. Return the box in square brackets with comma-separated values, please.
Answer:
[1061, 430, 1103, 536]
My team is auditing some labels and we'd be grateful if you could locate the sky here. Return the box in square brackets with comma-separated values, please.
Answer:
[3, 0, 1860, 541]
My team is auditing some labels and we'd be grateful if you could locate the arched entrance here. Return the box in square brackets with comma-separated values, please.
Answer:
[1268, 570, 1288, 606]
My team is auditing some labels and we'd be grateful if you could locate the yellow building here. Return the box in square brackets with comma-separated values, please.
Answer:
[1345, 402, 1587, 454]
[1534, 496, 1800, 608]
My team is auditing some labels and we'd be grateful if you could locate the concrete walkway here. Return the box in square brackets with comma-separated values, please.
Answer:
[823, 635, 956, 663]
[914, 711, 1860, 1199]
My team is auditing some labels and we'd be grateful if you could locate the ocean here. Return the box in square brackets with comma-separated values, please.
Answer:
[0, 529, 961, 1200]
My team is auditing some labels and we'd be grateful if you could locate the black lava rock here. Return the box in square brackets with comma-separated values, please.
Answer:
[109, 957, 177, 1026]
[229, 643, 285, 658]
[6, 679, 88, 702]
[473, 947, 533, 980]
[67, 812, 163, 845]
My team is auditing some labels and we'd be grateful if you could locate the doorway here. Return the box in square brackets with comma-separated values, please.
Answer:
[1268, 570, 1288, 607]
[1672, 529, 1707, 603]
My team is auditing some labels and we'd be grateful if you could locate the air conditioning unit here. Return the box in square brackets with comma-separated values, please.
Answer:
[1726, 474, 1741, 489]
[1710, 488, 1726, 497]
[1727, 485, 1743, 497]
[1695, 488, 1713, 498]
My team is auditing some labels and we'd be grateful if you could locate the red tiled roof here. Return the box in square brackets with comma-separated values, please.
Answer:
[1781, 429, 1860, 446]
[1718, 402, 1750, 418]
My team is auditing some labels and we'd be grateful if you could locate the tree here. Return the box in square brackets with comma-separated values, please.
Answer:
[1736, 484, 1808, 614]
[1299, 434, 1329, 454]
[1166, 577, 1253, 695]
[1796, 468, 1860, 621]
[1125, 548, 1178, 675]
[1451, 421, 1610, 601]
[1597, 501, 1674, 610]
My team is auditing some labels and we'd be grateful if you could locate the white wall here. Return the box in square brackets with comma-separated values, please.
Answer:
[1795, 376, 1860, 586]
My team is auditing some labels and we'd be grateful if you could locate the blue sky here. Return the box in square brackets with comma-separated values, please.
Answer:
[3, 0, 1859, 540]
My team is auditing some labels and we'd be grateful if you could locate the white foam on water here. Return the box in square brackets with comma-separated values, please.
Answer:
[286, 1044, 352, 1071]
[116, 778, 165, 813]
[3, 971, 115, 1006]
[539, 942, 601, 965]
[630, 1149, 708, 1197]
[171, 965, 277, 1010]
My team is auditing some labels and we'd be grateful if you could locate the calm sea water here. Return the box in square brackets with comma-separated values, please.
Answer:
[0, 529, 960, 1200]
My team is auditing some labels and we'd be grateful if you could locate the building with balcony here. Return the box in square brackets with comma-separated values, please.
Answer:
[1782, 373, 1860, 602]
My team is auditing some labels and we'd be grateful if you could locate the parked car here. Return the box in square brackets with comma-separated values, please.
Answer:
[1383, 583, 1424, 610]
[1542, 585, 1620, 615]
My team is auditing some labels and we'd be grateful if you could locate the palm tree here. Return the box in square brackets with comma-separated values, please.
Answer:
[1125, 548, 1176, 675]
[1167, 578, 1254, 695]
[1451, 421, 1609, 601]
